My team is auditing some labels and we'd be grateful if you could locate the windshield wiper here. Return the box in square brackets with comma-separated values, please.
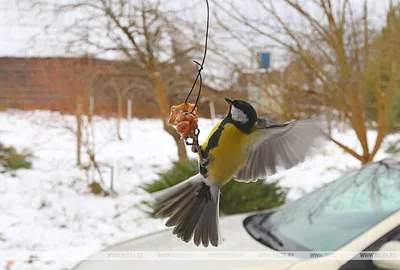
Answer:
[244, 213, 285, 251]
[266, 229, 284, 247]
[253, 228, 284, 251]
[252, 225, 284, 250]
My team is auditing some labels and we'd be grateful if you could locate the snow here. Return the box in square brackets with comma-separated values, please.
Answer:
[0, 110, 398, 270]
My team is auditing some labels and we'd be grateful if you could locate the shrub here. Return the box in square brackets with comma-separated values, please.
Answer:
[142, 159, 287, 216]
[0, 143, 33, 172]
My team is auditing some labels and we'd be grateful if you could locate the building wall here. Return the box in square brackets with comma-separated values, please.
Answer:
[0, 57, 233, 119]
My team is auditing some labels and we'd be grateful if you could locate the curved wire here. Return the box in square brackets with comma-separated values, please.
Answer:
[184, 0, 210, 114]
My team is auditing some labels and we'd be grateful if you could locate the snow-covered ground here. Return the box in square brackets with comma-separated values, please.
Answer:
[0, 110, 398, 270]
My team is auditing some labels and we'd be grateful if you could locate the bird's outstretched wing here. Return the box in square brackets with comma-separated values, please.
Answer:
[234, 117, 325, 183]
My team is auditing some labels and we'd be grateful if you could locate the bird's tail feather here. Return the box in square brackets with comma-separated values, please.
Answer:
[151, 174, 220, 247]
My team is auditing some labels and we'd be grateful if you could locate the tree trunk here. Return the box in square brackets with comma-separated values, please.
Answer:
[164, 122, 188, 162]
[76, 96, 83, 166]
[116, 90, 123, 141]
[116, 117, 122, 141]
[175, 136, 189, 162]
[149, 64, 188, 161]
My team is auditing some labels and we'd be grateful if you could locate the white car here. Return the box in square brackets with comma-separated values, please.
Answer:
[73, 158, 400, 270]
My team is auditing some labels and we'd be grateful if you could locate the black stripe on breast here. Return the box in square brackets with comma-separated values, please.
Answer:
[202, 118, 228, 158]
[200, 118, 228, 177]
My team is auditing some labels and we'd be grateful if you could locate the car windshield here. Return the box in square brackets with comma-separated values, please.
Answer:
[244, 159, 400, 252]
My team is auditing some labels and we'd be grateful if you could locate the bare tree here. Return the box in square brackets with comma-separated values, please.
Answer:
[32, 57, 99, 165]
[217, 0, 400, 164]
[23, 0, 208, 162]
[31, 56, 117, 193]
[106, 76, 133, 141]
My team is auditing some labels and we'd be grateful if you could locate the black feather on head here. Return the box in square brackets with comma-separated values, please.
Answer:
[225, 98, 257, 133]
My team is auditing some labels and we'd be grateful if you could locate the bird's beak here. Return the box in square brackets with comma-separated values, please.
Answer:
[225, 98, 233, 105]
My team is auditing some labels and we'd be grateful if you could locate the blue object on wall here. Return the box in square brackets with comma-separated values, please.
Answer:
[259, 52, 270, 69]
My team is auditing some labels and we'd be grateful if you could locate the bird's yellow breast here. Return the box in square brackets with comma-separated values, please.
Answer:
[201, 121, 251, 185]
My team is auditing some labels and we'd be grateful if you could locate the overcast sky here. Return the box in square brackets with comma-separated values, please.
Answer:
[0, 0, 206, 57]
[1, 0, 396, 55]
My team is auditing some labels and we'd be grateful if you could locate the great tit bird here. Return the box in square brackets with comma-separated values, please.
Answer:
[152, 98, 324, 247]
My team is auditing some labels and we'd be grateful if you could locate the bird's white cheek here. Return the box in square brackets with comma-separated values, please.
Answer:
[231, 106, 248, 123]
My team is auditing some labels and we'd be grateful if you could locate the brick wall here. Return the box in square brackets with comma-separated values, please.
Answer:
[0, 56, 236, 118]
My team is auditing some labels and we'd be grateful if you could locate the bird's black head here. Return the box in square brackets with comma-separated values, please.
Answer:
[225, 98, 257, 133]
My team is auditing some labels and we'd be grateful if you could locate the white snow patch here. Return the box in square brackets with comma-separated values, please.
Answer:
[0, 110, 398, 269]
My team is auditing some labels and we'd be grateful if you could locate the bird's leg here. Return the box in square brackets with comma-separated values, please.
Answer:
[191, 129, 202, 157]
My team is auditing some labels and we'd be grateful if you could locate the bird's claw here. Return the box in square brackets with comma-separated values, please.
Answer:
[199, 158, 209, 166]
[184, 128, 205, 162]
